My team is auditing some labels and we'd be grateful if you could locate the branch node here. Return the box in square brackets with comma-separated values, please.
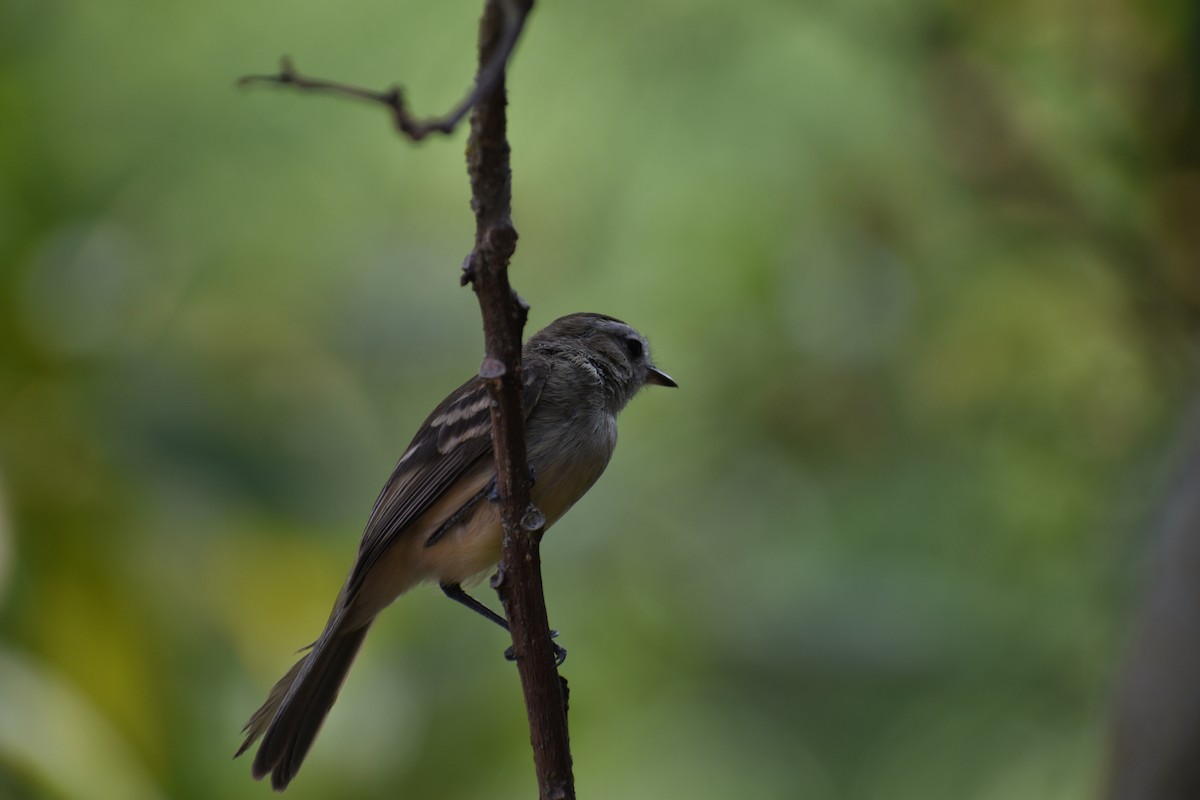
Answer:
[479, 357, 507, 380]
[482, 222, 519, 260]
[490, 565, 507, 590]
[514, 291, 531, 315]
[461, 251, 477, 286]
[521, 504, 546, 533]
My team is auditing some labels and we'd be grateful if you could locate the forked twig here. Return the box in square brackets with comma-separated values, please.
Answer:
[238, 0, 527, 141]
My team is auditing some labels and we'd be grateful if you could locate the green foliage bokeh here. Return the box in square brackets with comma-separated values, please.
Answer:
[1, 1, 1197, 798]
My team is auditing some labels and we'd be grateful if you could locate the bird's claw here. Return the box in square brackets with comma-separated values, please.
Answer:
[487, 467, 535, 504]
[503, 632, 567, 666]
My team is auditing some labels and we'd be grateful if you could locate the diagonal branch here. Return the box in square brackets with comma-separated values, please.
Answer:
[237, 0, 527, 141]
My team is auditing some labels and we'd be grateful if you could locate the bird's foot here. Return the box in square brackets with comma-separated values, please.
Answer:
[504, 630, 566, 666]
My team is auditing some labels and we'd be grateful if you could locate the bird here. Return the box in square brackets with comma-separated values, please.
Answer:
[236, 312, 676, 790]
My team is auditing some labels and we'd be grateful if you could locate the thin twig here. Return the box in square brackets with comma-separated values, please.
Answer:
[237, 1, 526, 141]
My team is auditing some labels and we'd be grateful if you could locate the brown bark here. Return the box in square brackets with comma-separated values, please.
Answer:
[1107, 399, 1200, 800]
[463, 4, 575, 799]
[242, 2, 574, 796]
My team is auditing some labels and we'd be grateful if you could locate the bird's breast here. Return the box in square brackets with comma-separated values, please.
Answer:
[528, 410, 618, 527]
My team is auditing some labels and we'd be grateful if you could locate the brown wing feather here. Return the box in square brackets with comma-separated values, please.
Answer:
[344, 359, 548, 599]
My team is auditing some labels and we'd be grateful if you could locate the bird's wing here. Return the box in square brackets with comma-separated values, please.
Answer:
[344, 359, 549, 599]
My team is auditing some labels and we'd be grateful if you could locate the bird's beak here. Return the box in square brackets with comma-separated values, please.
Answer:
[645, 365, 678, 388]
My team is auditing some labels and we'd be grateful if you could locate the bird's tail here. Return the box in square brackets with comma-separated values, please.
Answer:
[236, 615, 371, 791]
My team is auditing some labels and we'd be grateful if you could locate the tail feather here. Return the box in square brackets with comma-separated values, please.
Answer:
[236, 619, 371, 791]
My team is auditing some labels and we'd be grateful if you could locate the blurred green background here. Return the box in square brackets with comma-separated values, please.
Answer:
[2, 1, 1199, 798]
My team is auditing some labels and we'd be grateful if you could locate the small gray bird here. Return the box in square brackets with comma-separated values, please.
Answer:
[236, 312, 676, 790]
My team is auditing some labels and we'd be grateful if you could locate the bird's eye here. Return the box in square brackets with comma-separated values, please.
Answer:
[625, 337, 644, 359]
